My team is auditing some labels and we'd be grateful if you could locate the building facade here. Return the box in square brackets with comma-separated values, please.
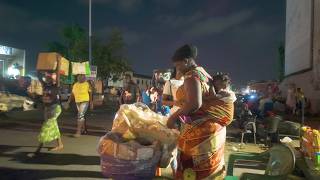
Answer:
[281, 0, 320, 113]
[108, 71, 152, 91]
[0, 45, 26, 78]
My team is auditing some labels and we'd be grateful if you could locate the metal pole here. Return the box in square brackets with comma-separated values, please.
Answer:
[89, 0, 92, 65]
[302, 100, 305, 126]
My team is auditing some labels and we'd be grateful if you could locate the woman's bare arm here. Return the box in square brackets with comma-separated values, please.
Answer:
[167, 77, 202, 128]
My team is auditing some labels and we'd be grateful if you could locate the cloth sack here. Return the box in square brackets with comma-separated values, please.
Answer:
[59, 57, 69, 75]
[72, 61, 91, 75]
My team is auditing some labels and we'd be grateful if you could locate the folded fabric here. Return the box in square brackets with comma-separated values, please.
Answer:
[59, 57, 69, 75]
[216, 89, 237, 103]
[72, 61, 91, 75]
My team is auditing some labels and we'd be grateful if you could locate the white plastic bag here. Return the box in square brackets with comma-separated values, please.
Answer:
[111, 103, 179, 145]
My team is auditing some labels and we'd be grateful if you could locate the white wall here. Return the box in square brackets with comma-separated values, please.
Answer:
[285, 0, 313, 75]
[132, 77, 152, 90]
[312, 0, 320, 86]
[282, 0, 320, 114]
[107, 71, 152, 91]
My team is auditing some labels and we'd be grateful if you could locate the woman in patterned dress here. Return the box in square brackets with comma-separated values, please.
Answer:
[167, 45, 234, 179]
[30, 73, 63, 156]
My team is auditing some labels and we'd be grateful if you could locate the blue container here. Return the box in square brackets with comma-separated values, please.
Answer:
[100, 151, 161, 180]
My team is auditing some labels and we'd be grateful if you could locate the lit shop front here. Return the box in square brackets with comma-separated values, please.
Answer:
[0, 45, 26, 78]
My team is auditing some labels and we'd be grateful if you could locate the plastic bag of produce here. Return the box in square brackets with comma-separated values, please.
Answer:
[111, 103, 179, 145]
[132, 122, 178, 147]
[110, 103, 179, 168]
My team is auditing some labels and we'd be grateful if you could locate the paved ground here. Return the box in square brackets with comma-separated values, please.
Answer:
[0, 108, 113, 180]
[0, 106, 289, 180]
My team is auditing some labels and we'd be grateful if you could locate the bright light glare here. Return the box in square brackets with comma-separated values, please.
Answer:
[243, 88, 250, 94]
[7, 66, 20, 77]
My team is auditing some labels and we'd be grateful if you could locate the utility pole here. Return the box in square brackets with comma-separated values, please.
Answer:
[89, 0, 92, 65]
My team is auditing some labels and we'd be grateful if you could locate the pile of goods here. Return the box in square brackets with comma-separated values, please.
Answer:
[278, 121, 301, 136]
[97, 103, 179, 179]
[0, 92, 34, 112]
[300, 126, 320, 168]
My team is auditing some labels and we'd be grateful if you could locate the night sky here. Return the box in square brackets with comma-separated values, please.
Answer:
[0, 0, 286, 85]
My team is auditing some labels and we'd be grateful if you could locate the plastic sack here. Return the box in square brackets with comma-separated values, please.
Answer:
[59, 57, 69, 75]
[23, 99, 35, 111]
[111, 103, 179, 168]
[159, 144, 178, 168]
[111, 103, 179, 146]
[98, 132, 161, 180]
[71, 61, 91, 75]
[100, 152, 160, 180]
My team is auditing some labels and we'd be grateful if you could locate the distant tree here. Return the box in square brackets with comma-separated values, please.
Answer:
[93, 28, 131, 80]
[277, 43, 285, 81]
[48, 25, 131, 79]
[47, 41, 67, 56]
[48, 24, 87, 61]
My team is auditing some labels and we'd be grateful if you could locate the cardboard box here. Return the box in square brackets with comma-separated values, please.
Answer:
[98, 133, 159, 161]
[36, 52, 60, 70]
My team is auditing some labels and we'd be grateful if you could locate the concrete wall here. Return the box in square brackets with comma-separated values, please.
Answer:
[285, 0, 313, 75]
[312, 0, 320, 87]
[282, 0, 320, 114]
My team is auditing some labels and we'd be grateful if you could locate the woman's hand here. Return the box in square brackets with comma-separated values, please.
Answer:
[167, 115, 177, 129]
[174, 100, 184, 107]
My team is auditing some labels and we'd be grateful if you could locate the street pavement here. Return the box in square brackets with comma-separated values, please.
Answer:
[0, 107, 266, 180]
[0, 108, 113, 180]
